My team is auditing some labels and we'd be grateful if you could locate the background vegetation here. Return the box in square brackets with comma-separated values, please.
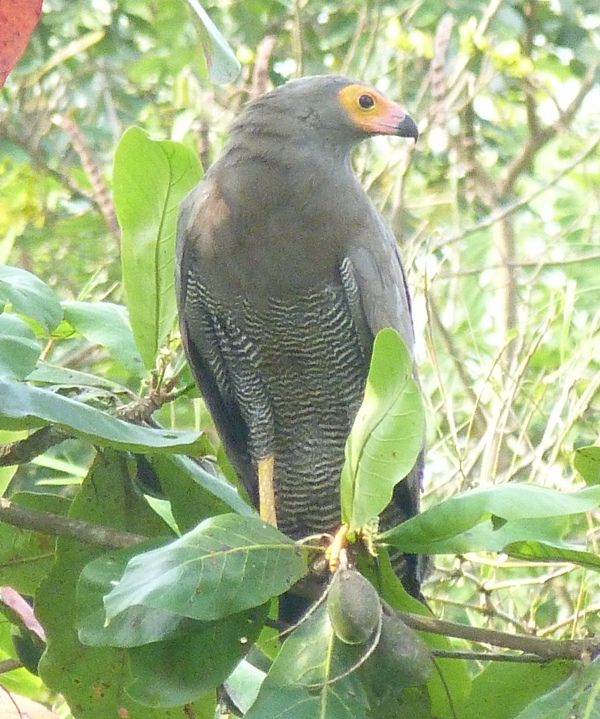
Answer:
[0, 0, 599, 717]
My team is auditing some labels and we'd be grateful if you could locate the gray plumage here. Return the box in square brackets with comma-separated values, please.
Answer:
[176, 75, 421, 590]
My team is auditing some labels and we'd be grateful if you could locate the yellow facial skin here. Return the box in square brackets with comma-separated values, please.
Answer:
[337, 83, 410, 135]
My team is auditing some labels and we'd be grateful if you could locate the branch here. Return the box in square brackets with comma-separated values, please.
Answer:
[398, 609, 598, 660]
[499, 61, 599, 195]
[0, 497, 146, 549]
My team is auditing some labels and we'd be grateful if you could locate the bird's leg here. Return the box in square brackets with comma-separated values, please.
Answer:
[258, 454, 277, 526]
[325, 524, 349, 573]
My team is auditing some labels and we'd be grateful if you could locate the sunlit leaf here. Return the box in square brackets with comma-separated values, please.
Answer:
[186, 0, 241, 83]
[62, 301, 144, 377]
[0, 379, 205, 453]
[573, 445, 600, 485]
[382, 484, 600, 551]
[114, 127, 202, 369]
[341, 328, 424, 531]
[514, 658, 600, 719]
[0, 265, 62, 333]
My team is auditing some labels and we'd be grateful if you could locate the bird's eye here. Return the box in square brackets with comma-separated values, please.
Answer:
[358, 94, 375, 110]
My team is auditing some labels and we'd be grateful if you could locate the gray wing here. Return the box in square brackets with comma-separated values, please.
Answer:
[176, 185, 258, 504]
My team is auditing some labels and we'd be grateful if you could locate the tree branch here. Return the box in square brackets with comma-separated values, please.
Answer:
[0, 497, 146, 549]
[398, 609, 598, 660]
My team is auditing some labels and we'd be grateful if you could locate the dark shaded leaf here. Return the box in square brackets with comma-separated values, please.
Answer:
[36, 450, 209, 718]
[126, 604, 267, 707]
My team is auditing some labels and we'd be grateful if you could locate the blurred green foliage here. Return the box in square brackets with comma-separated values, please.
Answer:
[0, 0, 599, 716]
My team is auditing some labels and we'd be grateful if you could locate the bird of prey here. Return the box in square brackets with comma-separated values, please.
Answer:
[176, 75, 421, 596]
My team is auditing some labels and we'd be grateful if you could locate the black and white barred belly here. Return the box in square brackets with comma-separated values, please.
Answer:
[188, 258, 369, 540]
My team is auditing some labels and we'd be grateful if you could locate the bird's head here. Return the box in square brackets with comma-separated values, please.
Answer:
[234, 75, 418, 153]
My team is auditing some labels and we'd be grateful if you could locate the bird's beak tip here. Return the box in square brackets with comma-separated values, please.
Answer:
[396, 114, 419, 142]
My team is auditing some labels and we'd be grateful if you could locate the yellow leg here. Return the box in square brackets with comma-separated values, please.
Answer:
[258, 455, 277, 527]
[325, 524, 349, 573]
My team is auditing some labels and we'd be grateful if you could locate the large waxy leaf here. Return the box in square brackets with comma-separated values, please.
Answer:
[514, 658, 600, 719]
[126, 604, 267, 707]
[186, 0, 241, 83]
[77, 542, 186, 648]
[36, 450, 209, 719]
[0, 265, 62, 333]
[114, 127, 202, 369]
[104, 514, 308, 623]
[245, 602, 369, 719]
[0, 313, 41, 379]
[0, 492, 70, 594]
[61, 301, 144, 377]
[382, 484, 600, 552]
[0, 379, 204, 453]
[340, 328, 424, 531]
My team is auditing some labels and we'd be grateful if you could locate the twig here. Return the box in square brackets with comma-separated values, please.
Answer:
[0, 659, 22, 674]
[250, 36, 276, 99]
[398, 609, 598, 660]
[430, 649, 551, 663]
[0, 497, 146, 548]
[0, 427, 69, 467]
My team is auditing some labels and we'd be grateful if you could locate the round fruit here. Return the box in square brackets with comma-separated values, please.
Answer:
[327, 569, 381, 645]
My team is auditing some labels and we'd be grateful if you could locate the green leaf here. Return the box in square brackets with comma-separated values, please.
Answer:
[0, 492, 70, 594]
[225, 659, 266, 714]
[506, 540, 600, 571]
[0, 313, 41, 379]
[77, 542, 187, 648]
[104, 514, 308, 623]
[462, 661, 574, 719]
[114, 127, 202, 369]
[382, 484, 600, 551]
[574, 445, 600, 485]
[186, 0, 241, 83]
[0, 379, 205, 453]
[245, 602, 369, 719]
[61, 301, 144, 377]
[28, 362, 135, 394]
[126, 605, 267, 707]
[515, 658, 600, 719]
[341, 328, 424, 531]
[0, 265, 62, 333]
[36, 450, 207, 719]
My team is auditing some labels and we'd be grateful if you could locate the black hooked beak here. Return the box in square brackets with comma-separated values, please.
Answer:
[396, 113, 419, 142]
